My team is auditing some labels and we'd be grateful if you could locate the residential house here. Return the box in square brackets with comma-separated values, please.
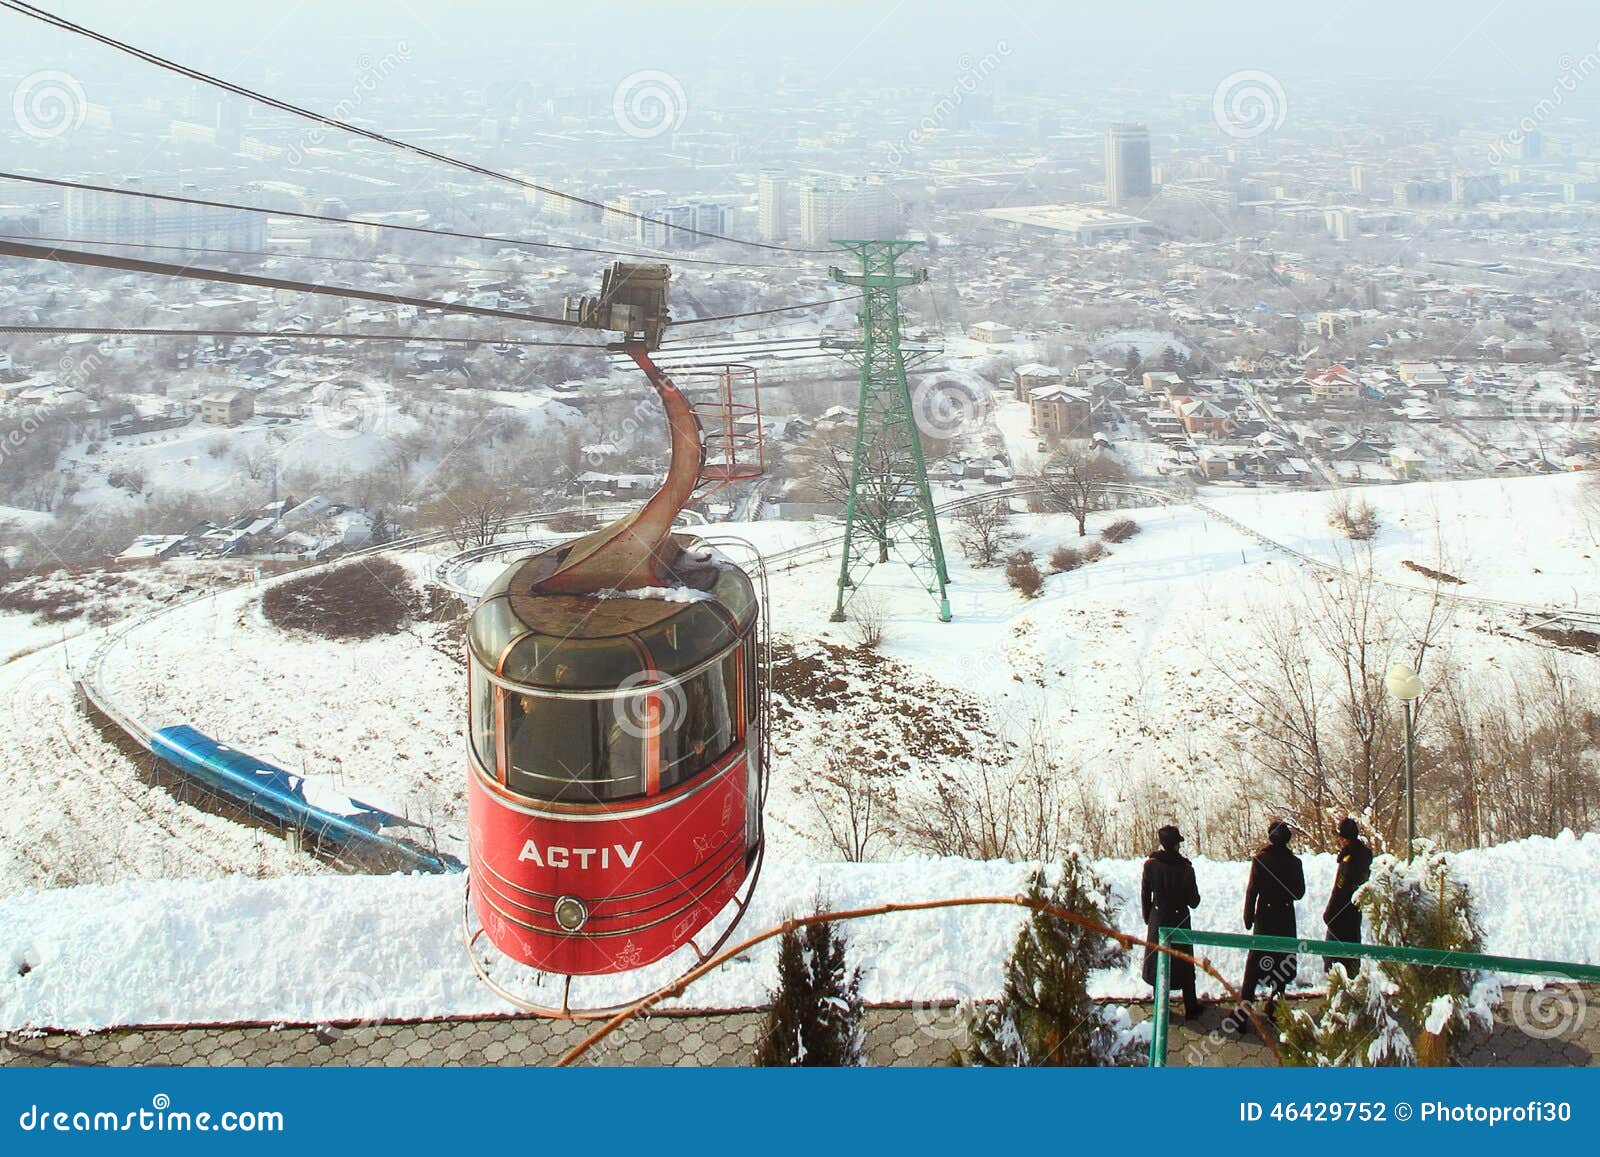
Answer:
[970, 321, 1015, 344]
[1028, 383, 1092, 444]
[1502, 338, 1558, 364]
[1303, 364, 1362, 407]
[1142, 370, 1185, 396]
[1173, 396, 1234, 437]
[117, 534, 186, 561]
[1390, 446, 1427, 479]
[200, 388, 254, 426]
[1196, 446, 1233, 479]
[1012, 362, 1062, 402]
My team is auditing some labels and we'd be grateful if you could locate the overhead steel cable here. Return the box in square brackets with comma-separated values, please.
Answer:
[666, 293, 865, 327]
[1, 236, 872, 334]
[0, 238, 584, 328]
[0, 232, 536, 278]
[0, 324, 610, 348]
[0, 171, 781, 269]
[1, 0, 828, 255]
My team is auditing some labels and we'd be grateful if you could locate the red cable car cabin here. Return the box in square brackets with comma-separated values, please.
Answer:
[466, 261, 767, 979]
[466, 545, 761, 975]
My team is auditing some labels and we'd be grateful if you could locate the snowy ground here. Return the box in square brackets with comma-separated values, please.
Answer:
[0, 643, 321, 896]
[3, 833, 1594, 1031]
[6, 472, 1593, 900]
[1197, 472, 1600, 612]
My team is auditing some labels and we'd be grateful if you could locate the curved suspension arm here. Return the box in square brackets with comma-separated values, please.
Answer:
[532, 343, 708, 594]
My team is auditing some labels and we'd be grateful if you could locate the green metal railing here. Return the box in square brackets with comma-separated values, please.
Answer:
[1149, 926, 1600, 1066]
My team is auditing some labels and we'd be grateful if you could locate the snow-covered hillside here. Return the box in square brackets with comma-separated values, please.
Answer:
[4, 472, 1595, 898]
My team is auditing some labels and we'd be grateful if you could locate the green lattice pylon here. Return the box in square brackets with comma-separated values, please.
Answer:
[827, 240, 952, 623]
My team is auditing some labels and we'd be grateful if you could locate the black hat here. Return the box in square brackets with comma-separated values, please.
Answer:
[1268, 821, 1293, 846]
[1157, 824, 1183, 850]
[1338, 817, 1361, 841]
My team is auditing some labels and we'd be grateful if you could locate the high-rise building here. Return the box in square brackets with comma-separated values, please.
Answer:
[799, 176, 896, 243]
[1451, 171, 1501, 206]
[0, 207, 40, 238]
[653, 201, 727, 249]
[1104, 122, 1152, 208]
[692, 201, 726, 241]
[603, 190, 668, 242]
[757, 170, 789, 241]
[653, 204, 697, 249]
[63, 183, 266, 251]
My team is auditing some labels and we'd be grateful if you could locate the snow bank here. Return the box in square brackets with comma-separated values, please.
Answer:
[3, 834, 1597, 1032]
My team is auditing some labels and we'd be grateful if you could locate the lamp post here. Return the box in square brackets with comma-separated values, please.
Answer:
[1385, 663, 1424, 860]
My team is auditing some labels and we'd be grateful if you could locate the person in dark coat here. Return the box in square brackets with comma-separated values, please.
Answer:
[1322, 817, 1374, 976]
[1239, 820, 1305, 1012]
[1141, 824, 1203, 1019]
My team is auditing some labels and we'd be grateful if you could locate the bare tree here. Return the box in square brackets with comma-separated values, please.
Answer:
[953, 500, 1020, 567]
[1430, 653, 1600, 848]
[808, 749, 896, 862]
[421, 481, 514, 549]
[1037, 441, 1126, 537]
[789, 426, 921, 564]
[894, 719, 1081, 862]
[1217, 541, 1457, 851]
[235, 442, 277, 484]
[1327, 492, 1381, 541]
[846, 589, 889, 650]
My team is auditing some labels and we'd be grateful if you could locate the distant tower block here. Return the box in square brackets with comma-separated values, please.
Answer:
[1105, 122, 1152, 208]
[826, 239, 952, 623]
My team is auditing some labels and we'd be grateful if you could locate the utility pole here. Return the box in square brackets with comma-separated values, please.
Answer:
[826, 240, 951, 623]
[1401, 699, 1417, 862]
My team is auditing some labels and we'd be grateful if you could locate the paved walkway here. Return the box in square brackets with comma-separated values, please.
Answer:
[4, 989, 1596, 1067]
[0, 1007, 960, 1068]
[1150, 987, 1600, 1067]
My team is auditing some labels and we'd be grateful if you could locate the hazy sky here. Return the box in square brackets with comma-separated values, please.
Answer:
[6, 2, 1600, 116]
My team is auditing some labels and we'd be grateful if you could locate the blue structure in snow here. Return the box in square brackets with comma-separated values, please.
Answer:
[148, 725, 458, 875]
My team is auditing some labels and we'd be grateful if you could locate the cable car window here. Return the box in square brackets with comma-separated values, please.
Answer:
[660, 651, 740, 790]
[636, 608, 738, 677]
[502, 694, 645, 803]
[470, 661, 497, 775]
[712, 566, 758, 631]
[743, 634, 757, 731]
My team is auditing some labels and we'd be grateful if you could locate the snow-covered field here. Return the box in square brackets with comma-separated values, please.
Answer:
[4, 472, 1595, 899]
[91, 555, 469, 854]
[1198, 473, 1600, 611]
[0, 643, 321, 895]
[3, 833, 1595, 1030]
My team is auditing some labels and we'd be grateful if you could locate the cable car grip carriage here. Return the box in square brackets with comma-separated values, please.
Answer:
[464, 263, 769, 1013]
